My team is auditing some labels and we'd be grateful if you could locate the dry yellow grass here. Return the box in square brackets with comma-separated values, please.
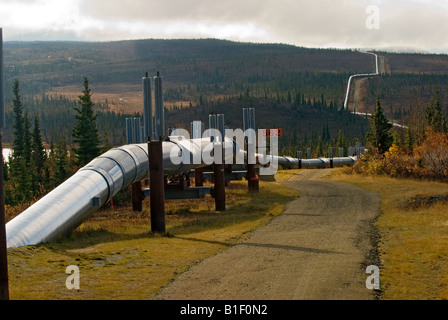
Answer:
[48, 84, 197, 114]
[48, 84, 143, 113]
[271, 169, 302, 182]
[7, 178, 299, 300]
[329, 169, 448, 300]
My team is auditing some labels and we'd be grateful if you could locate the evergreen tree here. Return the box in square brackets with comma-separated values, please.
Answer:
[315, 136, 323, 157]
[9, 80, 34, 203]
[404, 126, 414, 152]
[11, 79, 25, 160]
[32, 115, 47, 189]
[72, 77, 100, 167]
[337, 130, 347, 156]
[45, 142, 56, 189]
[53, 139, 71, 186]
[321, 120, 330, 142]
[425, 89, 447, 133]
[367, 97, 394, 155]
[15, 158, 33, 203]
[23, 113, 32, 165]
[100, 130, 112, 154]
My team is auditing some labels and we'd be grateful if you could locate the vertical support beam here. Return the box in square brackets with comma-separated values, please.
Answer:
[126, 118, 133, 144]
[249, 108, 256, 143]
[247, 164, 259, 192]
[154, 72, 165, 140]
[195, 167, 204, 187]
[217, 114, 225, 142]
[0, 28, 4, 130]
[191, 121, 202, 140]
[149, 139, 166, 234]
[213, 113, 225, 211]
[329, 147, 334, 168]
[143, 73, 153, 141]
[208, 114, 217, 142]
[247, 142, 259, 193]
[190, 120, 204, 189]
[133, 117, 141, 143]
[243, 108, 249, 133]
[0, 27, 9, 300]
[131, 180, 143, 212]
[297, 151, 302, 169]
[245, 108, 259, 193]
[0, 133, 7, 301]
[213, 163, 226, 211]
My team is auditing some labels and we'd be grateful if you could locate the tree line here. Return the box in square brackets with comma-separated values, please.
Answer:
[165, 85, 369, 160]
[4, 78, 104, 206]
[353, 89, 448, 181]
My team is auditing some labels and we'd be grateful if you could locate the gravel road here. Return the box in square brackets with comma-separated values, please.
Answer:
[155, 169, 381, 300]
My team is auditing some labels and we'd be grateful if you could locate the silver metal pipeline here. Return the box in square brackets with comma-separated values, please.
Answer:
[6, 137, 236, 248]
[6, 135, 356, 248]
[6, 144, 149, 248]
[260, 155, 357, 169]
[343, 51, 379, 110]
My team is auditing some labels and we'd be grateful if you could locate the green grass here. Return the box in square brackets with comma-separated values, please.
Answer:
[329, 169, 448, 300]
[7, 178, 299, 300]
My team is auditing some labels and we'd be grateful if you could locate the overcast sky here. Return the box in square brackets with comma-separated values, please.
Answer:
[1, 0, 448, 53]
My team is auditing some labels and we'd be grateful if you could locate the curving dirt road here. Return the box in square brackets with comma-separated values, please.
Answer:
[155, 169, 381, 300]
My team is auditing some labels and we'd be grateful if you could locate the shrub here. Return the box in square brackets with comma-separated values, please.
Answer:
[383, 144, 418, 178]
[351, 145, 417, 178]
[414, 129, 448, 180]
[351, 128, 448, 182]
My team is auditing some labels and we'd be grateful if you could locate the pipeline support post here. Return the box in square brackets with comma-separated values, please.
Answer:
[131, 180, 144, 212]
[243, 108, 259, 193]
[149, 139, 166, 234]
[195, 167, 204, 187]
[213, 163, 226, 211]
[246, 140, 259, 193]
[143, 72, 153, 141]
[0, 27, 8, 300]
[210, 113, 226, 211]
[0, 133, 8, 300]
[247, 164, 259, 193]
[329, 147, 334, 169]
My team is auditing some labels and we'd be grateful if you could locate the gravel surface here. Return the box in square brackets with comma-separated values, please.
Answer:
[155, 169, 381, 300]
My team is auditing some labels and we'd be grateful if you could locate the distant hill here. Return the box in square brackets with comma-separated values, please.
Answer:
[1, 39, 447, 153]
[3, 39, 373, 98]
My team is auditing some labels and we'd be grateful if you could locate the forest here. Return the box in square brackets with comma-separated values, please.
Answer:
[1, 39, 380, 148]
[1, 39, 448, 206]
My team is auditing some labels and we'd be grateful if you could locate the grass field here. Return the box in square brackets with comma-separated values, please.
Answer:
[6, 176, 299, 300]
[330, 169, 448, 300]
[8, 167, 448, 300]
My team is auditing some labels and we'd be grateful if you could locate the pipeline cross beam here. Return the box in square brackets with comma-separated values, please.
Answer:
[143, 187, 212, 200]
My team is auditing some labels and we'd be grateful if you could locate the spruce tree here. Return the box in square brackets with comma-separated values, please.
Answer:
[337, 130, 346, 156]
[404, 126, 415, 152]
[72, 77, 100, 167]
[100, 131, 112, 154]
[9, 80, 33, 203]
[54, 139, 70, 186]
[425, 89, 447, 133]
[367, 97, 393, 155]
[315, 136, 323, 157]
[32, 115, 47, 190]
[23, 113, 32, 164]
[11, 79, 24, 160]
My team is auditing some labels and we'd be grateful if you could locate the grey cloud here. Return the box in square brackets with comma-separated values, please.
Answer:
[1, 0, 447, 52]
